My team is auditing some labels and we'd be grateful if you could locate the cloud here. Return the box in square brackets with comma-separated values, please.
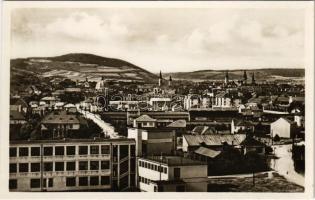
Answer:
[11, 8, 305, 72]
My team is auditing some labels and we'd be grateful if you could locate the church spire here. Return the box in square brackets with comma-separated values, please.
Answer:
[252, 72, 255, 85]
[159, 70, 163, 86]
[224, 71, 229, 84]
[243, 70, 247, 85]
[169, 75, 172, 86]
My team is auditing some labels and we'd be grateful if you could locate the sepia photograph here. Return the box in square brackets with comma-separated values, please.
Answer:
[1, 1, 314, 198]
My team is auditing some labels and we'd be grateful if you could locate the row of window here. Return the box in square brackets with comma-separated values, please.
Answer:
[139, 160, 167, 174]
[10, 145, 110, 157]
[9, 160, 110, 173]
[9, 176, 110, 189]
[139, 176, 154, 185]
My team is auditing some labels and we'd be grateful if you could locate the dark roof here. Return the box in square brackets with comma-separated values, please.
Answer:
[42, 112, 80, 124]
[10, 111, 26, 120]
[240, 137, 265, 147]
[10, 98, 28, 107]
[141, 156, 207, 166]
[183, 134, 246, 146]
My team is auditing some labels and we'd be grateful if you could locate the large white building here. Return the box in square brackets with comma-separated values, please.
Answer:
[138, 156, 208, 192]
[9, 138, 136, 192]
[270, 117, 297, 138]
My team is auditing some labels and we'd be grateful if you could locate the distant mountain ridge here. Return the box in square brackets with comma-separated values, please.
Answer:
[164, 68, 305, 81]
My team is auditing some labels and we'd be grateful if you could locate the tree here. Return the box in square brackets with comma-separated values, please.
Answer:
[19, 123, 33, 140]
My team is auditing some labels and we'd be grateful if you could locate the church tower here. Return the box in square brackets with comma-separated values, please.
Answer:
[252, 73, 255, 85]
[168, 76, 172, 86]
[224, 71, 229, 84]
[159, 70, 163, 86]
[243, 70, 247, 85]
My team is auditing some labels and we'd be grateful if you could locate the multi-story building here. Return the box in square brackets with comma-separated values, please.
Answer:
[138, 156, 208, 192]
[9, 138, 136, 192]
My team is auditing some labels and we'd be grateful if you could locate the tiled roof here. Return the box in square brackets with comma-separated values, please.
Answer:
[194, 146, 221, 158]
[135, 114, 156, 122]
[183, 134, 246, 146]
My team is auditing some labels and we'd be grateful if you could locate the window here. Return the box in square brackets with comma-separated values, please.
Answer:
[174, 168, 181, 179]
[19, 147, 28, 157]
[130, 145, 135, 157]
[19, 163, 28, 173]
[30, 179, 40, 188]
[79, 177, 88, 186]
[101, 176, 110, 185]
[79, 146, 88, 155]
[55, 146, 64, 156]
[148, 163, 151, 170]
[90, 176, 99, 186]
[44, 162, 53, 171]
[66, 146, 76, 155]
[55, 162, 64, 171]
[43, 178, 53, 188]
[139, 161, 142, 167]
[101, 161, 110, 170]
[90, 145, 99, 155]
[144, 162, 147, 168]
[101, 145, 110, 154]
[9, 179, 17, 190]
[66, 162, 75, 171]
[31, 147, 40, 156]
[90, 161, 99, 170]
[31, 163, 40, 172]
[44, 147, 53, 156]
[163, 167, 167, 174]
[154, 165, 157, 171]
[66, 177, 76, 187]
[9, 147, 17, 157]
[79, 161, 88, 170]
[120, 145, 129, 159]
[10, 163, 17, 173]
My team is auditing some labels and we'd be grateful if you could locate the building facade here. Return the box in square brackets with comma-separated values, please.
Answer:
[9, 138, 136, 192]
[138, 156, 208, 192]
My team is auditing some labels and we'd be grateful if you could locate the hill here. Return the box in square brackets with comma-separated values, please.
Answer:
[164, 68, 305, 82]
[11, 53, 158, 84]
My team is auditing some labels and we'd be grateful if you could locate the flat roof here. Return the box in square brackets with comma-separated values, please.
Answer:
[140, 156, 207, 166]
[10, 138, 135, 145]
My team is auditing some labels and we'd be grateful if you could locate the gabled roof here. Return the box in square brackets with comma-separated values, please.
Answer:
[167, 120, 186, 128]
[10, 111, 26, 120]
[192, 126, 209, 134]
[10, 98, 28, 107]
[183, 134, 246, 147]
[194, 146, 221, 158]
[135, 114, 156, 122]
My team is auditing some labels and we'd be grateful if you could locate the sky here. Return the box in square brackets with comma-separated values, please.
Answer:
[11, 7, 305, 72]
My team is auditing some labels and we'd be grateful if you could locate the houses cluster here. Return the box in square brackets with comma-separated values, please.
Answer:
[9, 70, 305, 192]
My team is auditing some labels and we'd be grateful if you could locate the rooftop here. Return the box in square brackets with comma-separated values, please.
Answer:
[141, 156, 207, 166]
[183, 134, 246, 146]
[194, 147, 221, 158]
[135, 114, 156, 122]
